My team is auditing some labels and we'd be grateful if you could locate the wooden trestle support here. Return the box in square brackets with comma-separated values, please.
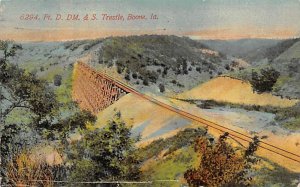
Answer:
[72, 62, 128, 115]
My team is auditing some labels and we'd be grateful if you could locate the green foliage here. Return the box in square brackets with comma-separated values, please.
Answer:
[143, 146, 198, 185]
[69, 112, 141, 181]
[254, 161, 300, 186]
[282, 116, 300, 130]
[64, 40, 86, 51]
[1, 41, 58, 128]
[139, 128, 206, 162]
[0, 40, 58, 184]
[47, 110, 96, 142]
[83, 39, 102, 51]
[98, 35, 224, 87]
[250, 67, 280, 93]
[70, 160, 98, 182]
[140, 128, 207, 184]
[0, 40, 21, 61]
[271, 103, 300, 130]
[1, 64, 58, 124]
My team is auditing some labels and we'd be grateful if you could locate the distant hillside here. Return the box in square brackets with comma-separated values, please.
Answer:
[244, 38, 300, 62]
[96, 35, 245, 93]
[10, 35, 246, 95]
[10, 40, 102, 84]
[226, 38, 300, 99]
[276, 40, 300, 61]
[201, 39, 281, 60]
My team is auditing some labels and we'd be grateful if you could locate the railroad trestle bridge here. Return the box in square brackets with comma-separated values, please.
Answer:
[72, 62, 128, 114]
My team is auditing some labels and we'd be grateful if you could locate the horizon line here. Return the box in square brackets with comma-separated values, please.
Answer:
[1, 34, 299, 43]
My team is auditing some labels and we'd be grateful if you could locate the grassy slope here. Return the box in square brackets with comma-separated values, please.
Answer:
[177, 76, 297, 108]
[97, 35, 239, 93]
[177, 75, 300, 130]
[139, 129, 300, 187]
[276, 40, 300, 61]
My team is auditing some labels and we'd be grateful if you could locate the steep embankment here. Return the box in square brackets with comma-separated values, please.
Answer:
[178, 76, 298, 107]
[94, 93, 193, 145]
[93, 89, 300, 172]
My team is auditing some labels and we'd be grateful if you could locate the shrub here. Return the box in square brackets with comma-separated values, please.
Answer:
[163, 67, 168, 76]
[7, 151, 65, 186]
[117, 66, 124, 74]
[171, 79, 177, 84]
[184, 133, 259, 187]
[250, 67, 280, 93]
[144, 70, 158, 83]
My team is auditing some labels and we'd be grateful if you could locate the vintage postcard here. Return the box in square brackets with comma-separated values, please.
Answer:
[0, 0, 300, 186]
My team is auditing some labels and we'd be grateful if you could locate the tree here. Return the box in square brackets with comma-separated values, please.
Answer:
[53, 74, 62, 86]
[70, 112, 141, 182]
[142, 78, 149, 86]
[1, 63, 58, 125]
[132, 72, 138, 79]
[0, 40, 20, 62]
[124, 73, 131, 81]
[184, 133, 260, 187]
[49, 110, 96, 144]
[249, 67, 280, 93]
[159, 84, 165, 93]
[0, 40, 58, 184]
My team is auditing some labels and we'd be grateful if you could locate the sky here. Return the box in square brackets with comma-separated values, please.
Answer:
[0, 0, 300, 41]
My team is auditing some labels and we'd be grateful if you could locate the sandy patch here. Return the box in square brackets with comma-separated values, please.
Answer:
[178, 77, 298, 107]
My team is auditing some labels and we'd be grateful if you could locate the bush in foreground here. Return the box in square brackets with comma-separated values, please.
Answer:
[184, 133, 260, 187]
[69, 112, 141, 182]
